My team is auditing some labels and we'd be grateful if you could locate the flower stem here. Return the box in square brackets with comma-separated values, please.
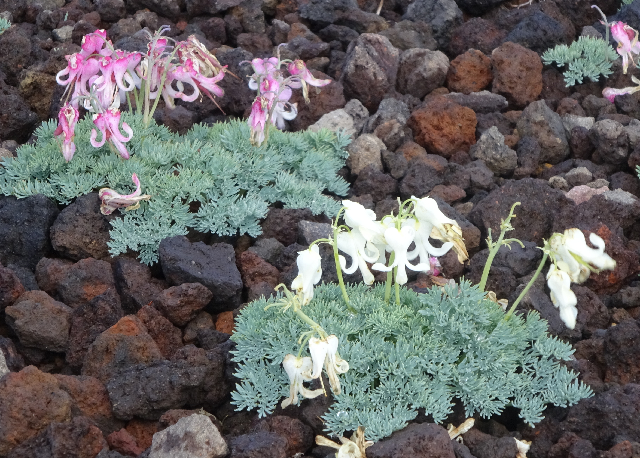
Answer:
[505, 252, 548, 319]
[384, 252, 395, 303]
[294, 304, 327, 339]
[394, 271, 400, 305]
[332, 226, 356, 313]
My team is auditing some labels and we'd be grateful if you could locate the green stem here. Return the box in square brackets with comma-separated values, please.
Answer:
[478, 230, 505, 292]
[294, 305, 328, 339]
[394, 271, 400, 305]
[331, 227, 356, 313]
[384, 252, 395, 303]
[505, 252, 548, 319]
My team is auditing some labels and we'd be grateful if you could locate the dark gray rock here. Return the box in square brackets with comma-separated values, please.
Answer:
[113, 258, 166, 315]
[247, 238, 285, 266]
[297, 220, 332, 246]
[149, 414, 228, 458]
[553, 189, 640, 232]
[50, 193, 113, 261]
[123, 0, 180, 17]
[468, 178, 572, 245]
[464, 160, 495, 194]
[399, 161, 444, 199]
[298, 0, 359, 27]
[504, 11, 569, 54]
[229, 431, 288, 458]
[378, 20, 437, 51]
[340, 33, 400, 112]
[94, 0, 125, 22]
[0, 195, 59, 270]
[352, 165, 398, 201]
[516, 100, 570, 164]
[363, 98, 410, 135]
[469, 126, 518, 176]
[590, 119, 629, 165]
[444, 91, 508, 114]
[396, 48, 449, 100]
[402, 0, 463, 48]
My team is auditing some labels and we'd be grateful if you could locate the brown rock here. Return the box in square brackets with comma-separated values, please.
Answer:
[136, 304, 183, 358]
[238, 251, 280, 289]
[255, 415, 314, 457]
[153, 283, 213, 327]
[407, 96, 477, 158]
[447, 18, 507, 56]
[106, 428, 144, 457]
[54, 374, 122, 435]
[429, 184, 466, 204]
[0, 366, 73, 455]
[215, 311, 235, 335]
[66, 290, 124, 368]
[491, 42, 542, 109]
[81, 316, 164, 383]
[0, 265, 25, 311]
[57, 258, 120, 309]
[113, 257, 166, 315]
[7, 416, 107, 458]
[34, 257, 73, 297]
[446, 49, 492, 95]
[125, 419, 157, 450]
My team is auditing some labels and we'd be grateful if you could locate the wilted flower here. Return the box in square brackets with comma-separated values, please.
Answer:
[611, 21, 640, 74]
[176, 35, 226, 79]
[53, 104, 79, 162]
[287, 59, 331, 102]
[308, 335, 349, 395]
[603, 76, 640, 103]
[98, 173, 151, 216]
[90, 109, 133, 159]
[371, 226, 430, 285]
[291, 244, 323, 306]
[281, 354, 323, 409]
[412, 196, 468, 263]
[315, 427, 372, 458]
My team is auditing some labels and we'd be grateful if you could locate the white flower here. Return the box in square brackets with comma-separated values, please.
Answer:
[281, 354, 324, 408]
[291, 245, 322, 305]
[337, 229, 377, 285]
[402, 218, 453, 268]
[315, 427, 372, 458]
[308, 335, 349, 395]
[412, 196, 468, 263]
[546, 265, 578, 329]
[371, 226, 430, 285]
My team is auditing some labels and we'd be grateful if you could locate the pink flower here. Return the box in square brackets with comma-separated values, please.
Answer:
[98, 173, 151, 215]
[176, 35, 226, 78]
[287, 59, 331, 102]
[611, 21, 640, 74]
[90, 109, 133, 159]
[79, 29, 109, 58]
[248, 96, 270, 146]
[247, 57, 280, 90]
[603, 75, 640, 102]
[53, 104, 79, 162]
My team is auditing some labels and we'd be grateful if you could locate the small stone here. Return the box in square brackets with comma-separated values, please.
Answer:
[153, 283, 213, 327]
[491, 42, 543, 109]
[549, 176, 570, 191]
[149, 414, 228, 458]
[446, 49, 492, 94]
[346, 134, 385, 176]
[0, 265, 25, 311]
[396, 48, 449, 99]
[565, 167, 593, 187]
[52, 25, 73, 41]
[469, 126, 518, 176]
[308, 108, 356, 139]
[516, 100, 570, 164]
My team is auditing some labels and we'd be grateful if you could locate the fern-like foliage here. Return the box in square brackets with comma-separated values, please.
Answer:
[0, 114, 351, 264]
[0, 17, 10, 34]
[231, 281, 593, 442]
[542, 36, 619, 86]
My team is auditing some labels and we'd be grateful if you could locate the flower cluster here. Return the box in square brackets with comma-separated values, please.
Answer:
[53, 29, 226, 162]
[338, 197, 468, 287]
[544, 229, 616, 329]
[244, 55, 331, 146]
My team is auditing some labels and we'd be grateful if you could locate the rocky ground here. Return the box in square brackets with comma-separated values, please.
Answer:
[1, 0, 640, 457]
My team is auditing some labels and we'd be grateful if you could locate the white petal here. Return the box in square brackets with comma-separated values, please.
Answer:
[309, 337, 329, 379]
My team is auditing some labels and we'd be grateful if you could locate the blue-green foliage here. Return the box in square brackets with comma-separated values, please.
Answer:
[0, 17, 10, 34]
[0, 113, 350, 264]
[542, 36, 618, 86]
[231, 281, 593, 441]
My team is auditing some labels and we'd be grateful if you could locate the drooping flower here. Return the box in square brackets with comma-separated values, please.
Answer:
[78, 29, 109, 58]
[412, 196, 468, 263]
[287, 59, 331, 102]
[281, 354, 323, 409]
[603, 76, 640, 103]
[548, 229, 616, 283]
[371, 226, 430, 285]
[291, 244, 323, 306]
[53, 104, 79, 162]
[176, 35, 226, 79]
[98, 173, 151, 216]
[336, 229, 377, 285]
[90, 109, 133, 159]
[611, 21, 640, 74]
[248, 96, 270, 146]
[402, 218, 453, 271]
[546, 265, 578, 329]
[315, 427, 372, 458]
[308, 335, 349, 395]
[247, 57, 280, 90]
